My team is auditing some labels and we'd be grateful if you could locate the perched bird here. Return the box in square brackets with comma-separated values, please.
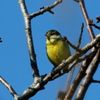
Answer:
[45, 30, 71, 73]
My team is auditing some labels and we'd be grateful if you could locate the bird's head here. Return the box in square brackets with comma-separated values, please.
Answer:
[45, 30, 62, 44]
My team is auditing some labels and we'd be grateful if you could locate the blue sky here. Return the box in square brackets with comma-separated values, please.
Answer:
[0, 0, 100, 100]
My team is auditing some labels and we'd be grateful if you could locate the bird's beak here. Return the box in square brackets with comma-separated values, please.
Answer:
[45, 35, 50, 40]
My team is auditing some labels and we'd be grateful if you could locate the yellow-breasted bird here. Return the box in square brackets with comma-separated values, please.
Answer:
[45, 30, 71, 73]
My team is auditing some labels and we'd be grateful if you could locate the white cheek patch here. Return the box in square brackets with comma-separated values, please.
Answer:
[46, 35, 62, 45]
[50, 35, 62, 39]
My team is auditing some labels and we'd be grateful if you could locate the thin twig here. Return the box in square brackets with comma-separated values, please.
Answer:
[76, 23, 84, 48]
[68, 55, 87, 71]
[29, 0, 63, 19]
[67, 23, 84, 76]
[89, 23, 100, 30]
[79, 0, 95, 40]
[91, 80, 100, 83]
[0, 76, 18, 98]
[63, 36, 82, 53]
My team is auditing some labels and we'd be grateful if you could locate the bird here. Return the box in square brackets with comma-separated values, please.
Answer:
[45, 30, 71, 73]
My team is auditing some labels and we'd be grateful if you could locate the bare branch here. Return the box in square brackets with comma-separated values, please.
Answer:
[1, 0, 99, 100]
[64, 49, 97, 100]
[67, 23, 84, 72]
[91, 80, 100, 83]
[89, 23, 100, 30]
[76, 23, 84, 48]
[68, 49, 93, 72]
[0, 76, 18, 98]
[19, 0, 40, 82]
[75, 50, 100, 100]
[78, 0, 95, 40]
[74, 1, 100, 100]
[63, 36, 82, 52]
[29, 0, 63, 18]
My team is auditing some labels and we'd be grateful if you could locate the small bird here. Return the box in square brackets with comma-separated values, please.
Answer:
[45, 30, 71, 73]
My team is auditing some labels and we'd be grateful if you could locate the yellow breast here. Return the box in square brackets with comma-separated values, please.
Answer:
[46, 39, 71, 67]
